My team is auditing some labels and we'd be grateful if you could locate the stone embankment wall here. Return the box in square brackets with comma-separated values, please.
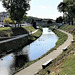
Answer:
[0, 29, 42, 57]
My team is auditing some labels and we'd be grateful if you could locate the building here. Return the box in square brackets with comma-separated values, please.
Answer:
[0, 12, 9, 22]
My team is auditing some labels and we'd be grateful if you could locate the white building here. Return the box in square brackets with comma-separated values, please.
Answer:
[0, 12, 9, 22]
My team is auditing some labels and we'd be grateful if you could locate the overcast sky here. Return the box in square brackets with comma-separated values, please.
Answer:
[0, 0, 63, 19]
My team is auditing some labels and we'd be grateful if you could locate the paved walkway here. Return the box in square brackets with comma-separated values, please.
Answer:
[15, 29, 73, 75]
[0, 30, 38, 44]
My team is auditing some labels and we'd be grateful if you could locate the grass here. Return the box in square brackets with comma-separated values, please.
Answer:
[14, 27, 68, 75]
[38, 25, 75, 75]
[0, 26, 35, 38]
[33, 25, 75, 75]
[53, 29, 68, 47]
[14, 28, 42, 74]
[33, 29, 42, 37]
[59, 24, 67, 29]
[52, 25, 75, 75]
[0, 26, 43, 56]
[22, 26, 36, 32]
[38, 45, 75, 75]
[64, 25, 72, 30]
[0, 26, 35, 32]
[0, 27, 10, 31]
[38, 28, 68, 75]
[59, 55, 75, 75]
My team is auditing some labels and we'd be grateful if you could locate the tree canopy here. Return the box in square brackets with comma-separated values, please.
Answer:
[2, 0, 30, 25]
[3, 17, 16, 24]
[56, 16, 63, 23]
[58, 1, 75, 25]
[47, 19, 52, 24]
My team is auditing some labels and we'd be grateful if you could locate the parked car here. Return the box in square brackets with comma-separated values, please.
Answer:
[4, 24, 12, 27]
[0, 24, 4, 27]
[58, 23, 63, 28]
[21, 23, 29, 26]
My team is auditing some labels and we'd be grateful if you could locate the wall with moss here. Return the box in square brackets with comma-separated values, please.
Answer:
[0, 29, 42, 57]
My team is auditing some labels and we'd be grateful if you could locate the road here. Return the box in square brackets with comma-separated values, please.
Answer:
[15, 29, 73, 75]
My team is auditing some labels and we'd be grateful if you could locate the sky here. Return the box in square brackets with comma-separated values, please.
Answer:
[0, 0, 63, 20]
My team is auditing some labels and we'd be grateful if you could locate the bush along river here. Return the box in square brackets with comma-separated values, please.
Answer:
[0, 28, 58, 75]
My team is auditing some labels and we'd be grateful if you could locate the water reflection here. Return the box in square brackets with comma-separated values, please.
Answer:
[0, 28, 58, 75]
[0, 54, 15, 75]
[0, 47, 29, 75]
[23, 28, 58, 61]
[14, 48, 29, 69]
[15, 55, 29, 68]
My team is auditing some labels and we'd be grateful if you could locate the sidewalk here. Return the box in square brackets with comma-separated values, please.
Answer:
[0, 30, 38, 44]
[15, 29, 73, 75]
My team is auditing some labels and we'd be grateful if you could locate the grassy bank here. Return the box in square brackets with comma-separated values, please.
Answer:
[38, 25, 75, 75]
[38, 28, 68, 75]
[14, 28, 42, 74]
[0, 26, 35, 37]
[39, 28, 68, 58]
[0, 26, 42, 57]
[50, 25, 75, 75]
[38, 43, 75, 75]
[14, 28, 68, 74]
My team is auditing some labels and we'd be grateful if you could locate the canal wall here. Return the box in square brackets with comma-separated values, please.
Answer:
[0, 29, 42, 57]
[0, 35, 29, 54]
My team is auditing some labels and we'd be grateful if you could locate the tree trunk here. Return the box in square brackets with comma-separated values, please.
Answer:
[15, 23, 16, 28]
[68, 16, 70, 25]
[71, 18, 73, 25]
[20, 23, 21, 27]
[18, 23, 19, 27]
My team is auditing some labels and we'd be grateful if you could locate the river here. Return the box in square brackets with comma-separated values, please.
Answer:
[0, 28, 58, 75]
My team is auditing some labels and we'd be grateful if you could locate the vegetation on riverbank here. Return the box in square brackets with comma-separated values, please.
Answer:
[38, 27, 68, 75]
[50, 25, 75, 75]
[39, 25, 75, 75]
[39, 27, 68, 58]
[0, 26, 42, 57]
[14, 27, 68, 74]
[0, 26, 35, 38]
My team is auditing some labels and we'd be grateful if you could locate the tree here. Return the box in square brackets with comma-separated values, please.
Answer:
[56, 16, 63, 23]
[30, 19, 37, 29]
[58, 1, 75, 25]
[22, 16, 28, 23]
[58, 2, 69, 24]
[31, 19, 34, 24]
[2, 0, 30, 27]
[3, 17, 16, 24]
[58, 2, 67, 13]
[47, 19, 52, 24]
[33, 21, 37, 29]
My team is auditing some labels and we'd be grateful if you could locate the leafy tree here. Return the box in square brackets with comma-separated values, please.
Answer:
[2, 0, 30, 26]
[58, 2, 69, 24]
[58, 2, 67, 13]
[22, 16, 28, 23]
[30, 19, 37, 29]
[33, 21, 37, 29]
[31, 19, 34, 24]
[47, 19, 52, 24]
[3, 17, 16, 24]
[56, 16, 63, 23]
[58, 1, 75, 25]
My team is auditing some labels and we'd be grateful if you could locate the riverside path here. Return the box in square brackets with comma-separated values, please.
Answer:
[0, 30, 38, 44]
[15, 29, 73, 75]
